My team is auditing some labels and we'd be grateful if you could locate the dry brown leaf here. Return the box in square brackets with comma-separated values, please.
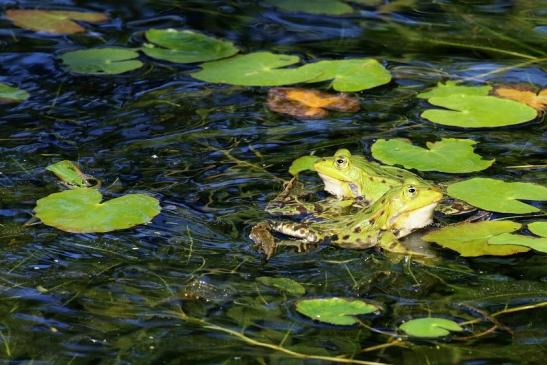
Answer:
[266, 87, 359, 119]
[6, 9, 108, 35]
[492, 85, 547, 111]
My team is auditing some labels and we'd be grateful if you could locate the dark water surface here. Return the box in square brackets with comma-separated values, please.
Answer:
[1, 1, 546, 364]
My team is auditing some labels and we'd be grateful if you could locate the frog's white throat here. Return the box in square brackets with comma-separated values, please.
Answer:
[390, 202, 438, 238]
[318, 173, 346, 198]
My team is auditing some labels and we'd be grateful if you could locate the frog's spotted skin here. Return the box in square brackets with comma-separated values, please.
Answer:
[251, 178, 443, 257]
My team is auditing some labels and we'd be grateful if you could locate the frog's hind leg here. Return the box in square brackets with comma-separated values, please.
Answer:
[250, 221, 320, 259]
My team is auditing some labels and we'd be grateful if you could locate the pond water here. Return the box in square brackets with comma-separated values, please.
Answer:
[1, 1, 546, 364]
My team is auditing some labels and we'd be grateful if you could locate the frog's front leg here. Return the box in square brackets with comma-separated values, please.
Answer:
[379, 231, 428, 257]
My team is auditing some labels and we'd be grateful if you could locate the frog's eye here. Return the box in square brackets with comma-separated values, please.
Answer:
[406, 185, 417, 197]
[335, 156, 348, 169]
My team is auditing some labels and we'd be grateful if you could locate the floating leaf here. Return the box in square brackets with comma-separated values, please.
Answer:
[399, 318, 463, 338]
[60, 48, 143, 75]
[191, 52, 316, 86]
[299, 59, 392, 92]
[0, 82, 29, 104]
[371, 138, 494, 173]
[423, 221, 529, 257]
[142, 28, 238, 64]
[267, 87, 359, 118]
[35, 188, 160, 233]
[263, 0, 354, 15]
[288, 155, 320, 176]
[489, 221, 547, 254]
[46, 160, 95, 188]
[447, 178, 547, 213]
[492, 86, 547, 111]
[296, 297, 380, 325]
[417, 81, 491, 99]
[6, 9, 107, 35]
[257, 276, 306, 296]
[422, 95, 537, 128]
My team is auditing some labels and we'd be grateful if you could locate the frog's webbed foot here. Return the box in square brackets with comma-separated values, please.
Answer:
[250, 223, 278, 260]
[250, 221, 319, 260]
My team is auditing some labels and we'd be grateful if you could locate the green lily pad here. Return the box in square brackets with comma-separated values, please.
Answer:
[60, 48, 144, 75]
[296, 297, 381, 325]
[5, 9, 107, 35]
[417, 81, 492, 99]
[257, 276, 306, 296]
[371, 138, 494, 173]
[423, 221, 529, 257]
[0, 82, 29, 104]
[447, 178, 547, 213]
[35, 188, 160, 233]
[488, 221, 547, 254]
[142, 28, 238, 64]
[421, 95, 537, 128]
[399, 317, 463, 338]
[263, 0, 354, 15]
[299, 58, 392, 92]
[289, 155, 320, 176]
[191, 52, 317, 86]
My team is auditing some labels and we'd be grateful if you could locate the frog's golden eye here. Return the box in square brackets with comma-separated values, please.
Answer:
[335, 156, 348, 169]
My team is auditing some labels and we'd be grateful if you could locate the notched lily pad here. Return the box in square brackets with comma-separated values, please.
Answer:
[263, 0, 354, 15]
[423, 221, 529, 257]
[34, 188, 161, 233]
[299, 58, 392, 92]
[447, 178, 547, 213]
[142, 28, 238, 64]
[288, 155, 320, 176]
[0, 82, 29, 104]
[417, 81, 491, 99]
[371, 138, 494, 173]
[489, 221, 547, 254]
[257, 276, 306, 296]
[6, 9, 107, 34]
[267, 87, 359, 119]
[296, 297, 381, 325]
[399, 317, 463, 338]
[60, 48, 143, 75]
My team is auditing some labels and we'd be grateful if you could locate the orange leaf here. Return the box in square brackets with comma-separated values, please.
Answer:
[6, 9, 108, 35]
[266, 88, 359, 119]
[492, 86, 547, 111]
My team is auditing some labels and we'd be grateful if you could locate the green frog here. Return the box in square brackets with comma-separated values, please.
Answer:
[251, 178, 443, 258]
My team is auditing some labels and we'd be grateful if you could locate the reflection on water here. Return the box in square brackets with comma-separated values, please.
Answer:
[0, 1, 546, 364]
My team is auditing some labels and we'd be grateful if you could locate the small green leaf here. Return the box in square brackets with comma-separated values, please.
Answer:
[529, 222, 547, 237]
[6, 9, 107, 34]
[296, 297, 381, 325]
[299, 58, 392, 92]
[264, 0, 354, 15]
[46, 160, 92, 188]
[35, 188, 160, 233]
[257, 277, 306, 296]
[489, 233, 547, 254]
[371, 138, 494, 173]
[142, 29, 238, 64]
[289, 155, 320, 176]
[399, 317, 463, 338]
[447, 178, 547, 213]
[60, 48, 143, 75]
[191, 52, 317, 86]
[0, 82, 29, 104]
[423, 221, 529, 257]
[421, 95, 537, 128]
[417, 81, 491, 99]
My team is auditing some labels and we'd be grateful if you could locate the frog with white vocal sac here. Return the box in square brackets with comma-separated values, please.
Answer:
[251, 178, 443, 259]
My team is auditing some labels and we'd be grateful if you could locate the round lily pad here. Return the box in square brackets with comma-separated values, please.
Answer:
[529, 222, 547, 237]
[488, 221, 547, 254]
[447, 178, 547, 214]
[421, 95, 537, 128]
[289, 155, 320, 175]
[299, 59, 392, 92]
[60, 48, 144, 75]
[0, 82, 29, 104]
[142, 28, 238, 64]
[35, 188, 161, 233]
[191, 52, 317, 86]
[399, 317, 463, 338]
[296, 297, 381, 325]
[264, 0, 354, 15]
[257, 276, 305, 296]
[417, 81, 492, 99]
[6, 9, 107, 35]
[422, 221, 529, 257]
[371, 138, 494, 173]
